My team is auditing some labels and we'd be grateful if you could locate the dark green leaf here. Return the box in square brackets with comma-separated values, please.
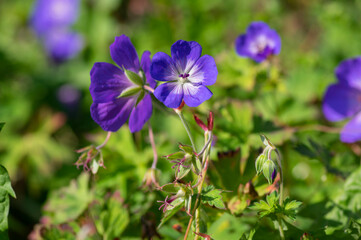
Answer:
[201, 185, 226, 209]
[0, 123, 4, 133]
[0, 165, 15, 234]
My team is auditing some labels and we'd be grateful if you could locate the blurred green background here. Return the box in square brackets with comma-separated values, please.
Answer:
[1, 0, 361, 239]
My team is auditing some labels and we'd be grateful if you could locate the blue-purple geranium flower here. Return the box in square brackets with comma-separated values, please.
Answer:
[150, 40, 217, 108]
[30, 0, 83, 62]
[30, 0, 79, 36]
[323, 57, 361, 143]
[90, 35, 156, 132]
[235, 21, 281, 63]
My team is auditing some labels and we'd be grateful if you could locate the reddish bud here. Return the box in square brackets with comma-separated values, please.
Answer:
[174, 100, 185, 111]
[207, 111, 214, 131]
[194, 115, 208, 131]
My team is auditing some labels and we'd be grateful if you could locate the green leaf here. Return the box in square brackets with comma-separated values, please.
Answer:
[0, 123, 4, 132]
[179, 144, 194, 155]
[124, 69, 144, 86]
[43, 173, 92, 224]
[201, 185, 226, 209]
[96, 195, 129, 240]
[158, 197, 185, 229]
[117, 86, 142, 98]
[0, 165, 15, 236]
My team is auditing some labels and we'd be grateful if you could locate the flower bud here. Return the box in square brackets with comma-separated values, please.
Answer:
[255, 154, 266, 175]
[262, 159, 277, 184]
[90, 159, 99, 174]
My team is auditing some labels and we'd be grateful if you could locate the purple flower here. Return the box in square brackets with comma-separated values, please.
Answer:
[43, 29, 83, 63]
[323, 57, 361, 143]
[30, 0, 79, 36]
[150, 40, 217, 108]
[90, 35, 156, 133]
[235, 21, 281, 63]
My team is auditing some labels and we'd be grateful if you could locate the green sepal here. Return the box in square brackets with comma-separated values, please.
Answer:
[255, 154, 266, 175]
[262, 159, 276, 184]
[124, 69, 144, 86]
[135, 89, 145, 107]
[158, 197, 185, 229]
[260, 135, 275, 149]
[117, 86, 142, 98]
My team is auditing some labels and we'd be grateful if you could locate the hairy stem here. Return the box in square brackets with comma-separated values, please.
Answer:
[96, 131, 112, 150]
[176, 110, 197, 152]
[148, 123, 158, 169]
[184, 131, 212, 240]
[277, 217, 285, 240]
[275, 149, 284, 205]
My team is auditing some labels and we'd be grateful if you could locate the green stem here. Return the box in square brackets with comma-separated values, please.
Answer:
[275, 149, 284, 205]
[176, 110, 197, 152]
[277, 217, 285, 240]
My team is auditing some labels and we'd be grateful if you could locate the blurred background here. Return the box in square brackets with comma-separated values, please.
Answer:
[1, 0, 361, 239]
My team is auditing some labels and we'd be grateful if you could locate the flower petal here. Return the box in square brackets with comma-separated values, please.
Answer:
[171, 40, 202, 73]
[110, 35, 140, 72]
[151, 52, 179, 81]
[341, 112, 361, 143]
[129, 94, 152, 132]
[141, 51, 156, 88]
[322, 83, 361, 122]
[335, 57, 361, 90]
[187, 55, 218, 86]
[90, 62, 132, 103]
[183, 83, 212, 107]
[90, 97, 135, 132]
[154, 82, 183, 108]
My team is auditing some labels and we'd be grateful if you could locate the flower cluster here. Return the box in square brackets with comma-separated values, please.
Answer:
[30, 0, 83, 62]
[235, 21, 281, 63]
[323, 57, 361, 143]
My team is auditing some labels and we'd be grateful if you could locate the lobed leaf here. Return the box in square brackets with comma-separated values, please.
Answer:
[201, 185, 226, 209]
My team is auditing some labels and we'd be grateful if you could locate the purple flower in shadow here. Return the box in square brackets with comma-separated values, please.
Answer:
[90, 35, 156, 132]
[150, 40, 217, 108]
[43, 29, 83, 63]
[235, 21, 281, 63]
[30, 0, 79, 36]
[323, 57, 361, 143]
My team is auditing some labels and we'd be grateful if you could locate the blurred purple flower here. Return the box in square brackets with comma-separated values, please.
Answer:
[90, 35, 156, 132]
[43, 29, 83, 63]
[323, 57, 361, 143]
[30, 0, 79, 36]
[235, 21, 281, 63]
[151, 40, 217, 108]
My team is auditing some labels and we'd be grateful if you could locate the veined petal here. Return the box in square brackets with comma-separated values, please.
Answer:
[110, 35, 140, 72]
[90, 62, 133, 103]
[90, 97, 135, 132]
[151, 52, 179, 81]
[154, 82, 183, 108]
[335, 57, 361, 91]
[188, 55, 218, 86]
[141, 51, 156, 88]
[322, 83, 361, 122]
[341, 112, 361, 143]
[183, 83, 212, 107]
[129, 94, 152, 133]
[171, 40, 202, 73]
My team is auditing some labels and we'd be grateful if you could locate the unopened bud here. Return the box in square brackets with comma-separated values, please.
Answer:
[207, 111, 214, 131]
[262, 159, 277, 184]
[255, 154, 266, 175]
[90, 159, 99, 174]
